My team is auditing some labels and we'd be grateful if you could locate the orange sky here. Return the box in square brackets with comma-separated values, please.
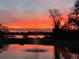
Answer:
[7, 19, 52, 29]
[4, 11, 68, 29]
[0, 0, 74, 29]
[5, 12, 53, 29]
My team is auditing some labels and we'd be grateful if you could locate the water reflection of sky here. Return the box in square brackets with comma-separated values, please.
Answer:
[0, 44, 55, 59]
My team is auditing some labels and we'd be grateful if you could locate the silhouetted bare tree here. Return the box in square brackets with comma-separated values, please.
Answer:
[49, 8, 63, 29]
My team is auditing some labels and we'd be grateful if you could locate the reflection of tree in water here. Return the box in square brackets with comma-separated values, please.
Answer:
[56, 47, 79, 59]
[0, 24, 9, 53]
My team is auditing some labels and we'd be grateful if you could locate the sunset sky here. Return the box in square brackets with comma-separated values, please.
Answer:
[0, 0, 76, 28]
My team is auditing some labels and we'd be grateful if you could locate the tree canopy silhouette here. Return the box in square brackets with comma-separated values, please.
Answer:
[74, 0, 79, 15]
[63, 0, 79, 30]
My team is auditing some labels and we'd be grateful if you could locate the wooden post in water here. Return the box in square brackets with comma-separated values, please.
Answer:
[55, 46, 59, 59]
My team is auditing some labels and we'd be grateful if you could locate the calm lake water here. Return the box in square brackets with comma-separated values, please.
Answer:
[0, 44, 55, 59]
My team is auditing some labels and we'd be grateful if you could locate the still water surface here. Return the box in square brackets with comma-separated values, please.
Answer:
[0, 44, 55, 59]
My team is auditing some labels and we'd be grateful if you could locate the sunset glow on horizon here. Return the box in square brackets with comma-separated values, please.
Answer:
[0, 0, 75, 28]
